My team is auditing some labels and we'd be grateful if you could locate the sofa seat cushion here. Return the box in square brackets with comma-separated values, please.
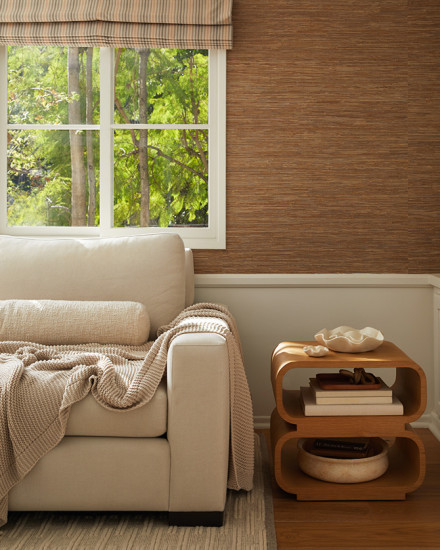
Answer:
[65, 378, 167, 437]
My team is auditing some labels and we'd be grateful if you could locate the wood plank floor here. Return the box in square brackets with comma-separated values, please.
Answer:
[262, 429, 440, 549]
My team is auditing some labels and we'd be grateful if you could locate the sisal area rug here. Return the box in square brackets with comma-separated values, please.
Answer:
[0, 434, 276, 550]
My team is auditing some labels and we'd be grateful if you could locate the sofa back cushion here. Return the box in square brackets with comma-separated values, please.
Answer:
[0, 234, 187, 340]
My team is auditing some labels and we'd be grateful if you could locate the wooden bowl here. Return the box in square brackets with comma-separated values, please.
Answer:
[297, 438, 389, 483]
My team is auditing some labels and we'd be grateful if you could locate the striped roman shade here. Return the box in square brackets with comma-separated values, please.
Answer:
[0, 0, 233, 49]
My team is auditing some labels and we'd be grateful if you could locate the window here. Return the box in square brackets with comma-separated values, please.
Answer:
[0, 46, 225, 248]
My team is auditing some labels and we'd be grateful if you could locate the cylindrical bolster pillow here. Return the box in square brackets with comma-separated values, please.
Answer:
[0, 300, 150, 345]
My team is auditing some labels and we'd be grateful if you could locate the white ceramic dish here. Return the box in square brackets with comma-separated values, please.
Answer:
[297, 438, 389, 484]
[303, 345, 329, 357]
[314, 326, 384, 353]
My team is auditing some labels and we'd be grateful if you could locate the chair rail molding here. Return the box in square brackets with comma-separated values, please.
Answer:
[195, 273, 436, 289]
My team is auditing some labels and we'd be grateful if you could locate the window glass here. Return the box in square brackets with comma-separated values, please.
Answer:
[8, 46, 100, 125]
[114, 129, 208, 227]
[114, 48, 208, 125]
[7, 129, 100, 227]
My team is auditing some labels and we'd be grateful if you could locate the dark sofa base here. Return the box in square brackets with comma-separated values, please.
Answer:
[168, 511, 224, 527]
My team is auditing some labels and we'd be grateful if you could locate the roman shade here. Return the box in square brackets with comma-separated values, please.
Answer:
[0, 0, 233, 49]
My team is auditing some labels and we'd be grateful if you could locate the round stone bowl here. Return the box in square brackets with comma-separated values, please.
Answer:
[297, 438, 389, 484]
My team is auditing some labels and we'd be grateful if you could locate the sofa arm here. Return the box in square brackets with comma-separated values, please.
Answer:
[167, 329, 229, 513]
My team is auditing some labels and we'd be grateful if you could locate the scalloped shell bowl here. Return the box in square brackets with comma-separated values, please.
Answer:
[297, 438, 389, 484]
[314, 326, 384, 353]
[303, 345, 329, 357]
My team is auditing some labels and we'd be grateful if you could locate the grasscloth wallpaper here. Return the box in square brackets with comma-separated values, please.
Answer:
[193, 0, 440, 274]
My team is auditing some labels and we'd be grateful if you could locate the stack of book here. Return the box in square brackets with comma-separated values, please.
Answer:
[300, 377, 403, 416]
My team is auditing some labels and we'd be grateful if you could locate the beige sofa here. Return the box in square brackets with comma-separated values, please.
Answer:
[0, 233, 231, 526]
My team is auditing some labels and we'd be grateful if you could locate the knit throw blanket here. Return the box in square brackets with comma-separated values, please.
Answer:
[0, 303, 254, 528]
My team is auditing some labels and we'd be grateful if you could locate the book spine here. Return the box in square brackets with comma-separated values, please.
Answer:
[310, 378, 392, 398]
[313, 439, 368, 452]
[301, 387, 404, 416]
[315, 395, 393, 405]
[309, 439, 371, 458]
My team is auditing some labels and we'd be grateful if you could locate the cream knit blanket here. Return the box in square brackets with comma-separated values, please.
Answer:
[0, 303, 254, 528]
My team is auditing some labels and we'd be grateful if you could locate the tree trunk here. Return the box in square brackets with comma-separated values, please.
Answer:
[68, 47, 87, 226]
[139, 49, 150, 227]
[86, 48, 96, 226]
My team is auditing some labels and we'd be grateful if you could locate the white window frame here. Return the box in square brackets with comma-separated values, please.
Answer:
[0, 47, 226, 249]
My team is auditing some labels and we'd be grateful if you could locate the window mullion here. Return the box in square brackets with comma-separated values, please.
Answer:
[8, 124, 99, 131]
[208, 50, 226, 249]
[0, 46, 7, 232]
[99, 48, 114, 231]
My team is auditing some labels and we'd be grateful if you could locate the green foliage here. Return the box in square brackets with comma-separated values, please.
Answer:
[8, 175, 72, 226]
[7, 46, 207, 228]
[7, 46, 100, 125]
[7, 129, 99, 226]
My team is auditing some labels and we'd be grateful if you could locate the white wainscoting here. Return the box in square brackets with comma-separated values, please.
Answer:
[195, 274, 440, 437]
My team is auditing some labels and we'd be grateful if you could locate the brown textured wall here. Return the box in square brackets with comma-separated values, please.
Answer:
[193, 0, 440, 274]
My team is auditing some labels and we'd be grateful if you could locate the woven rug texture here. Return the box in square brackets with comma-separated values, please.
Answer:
[0, 434, 276, 550]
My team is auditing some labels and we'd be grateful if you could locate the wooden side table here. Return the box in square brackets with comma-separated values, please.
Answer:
[270, 341, 427, 500]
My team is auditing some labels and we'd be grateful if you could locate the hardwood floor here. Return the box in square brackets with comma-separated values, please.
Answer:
[262, 429, 440, 549]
